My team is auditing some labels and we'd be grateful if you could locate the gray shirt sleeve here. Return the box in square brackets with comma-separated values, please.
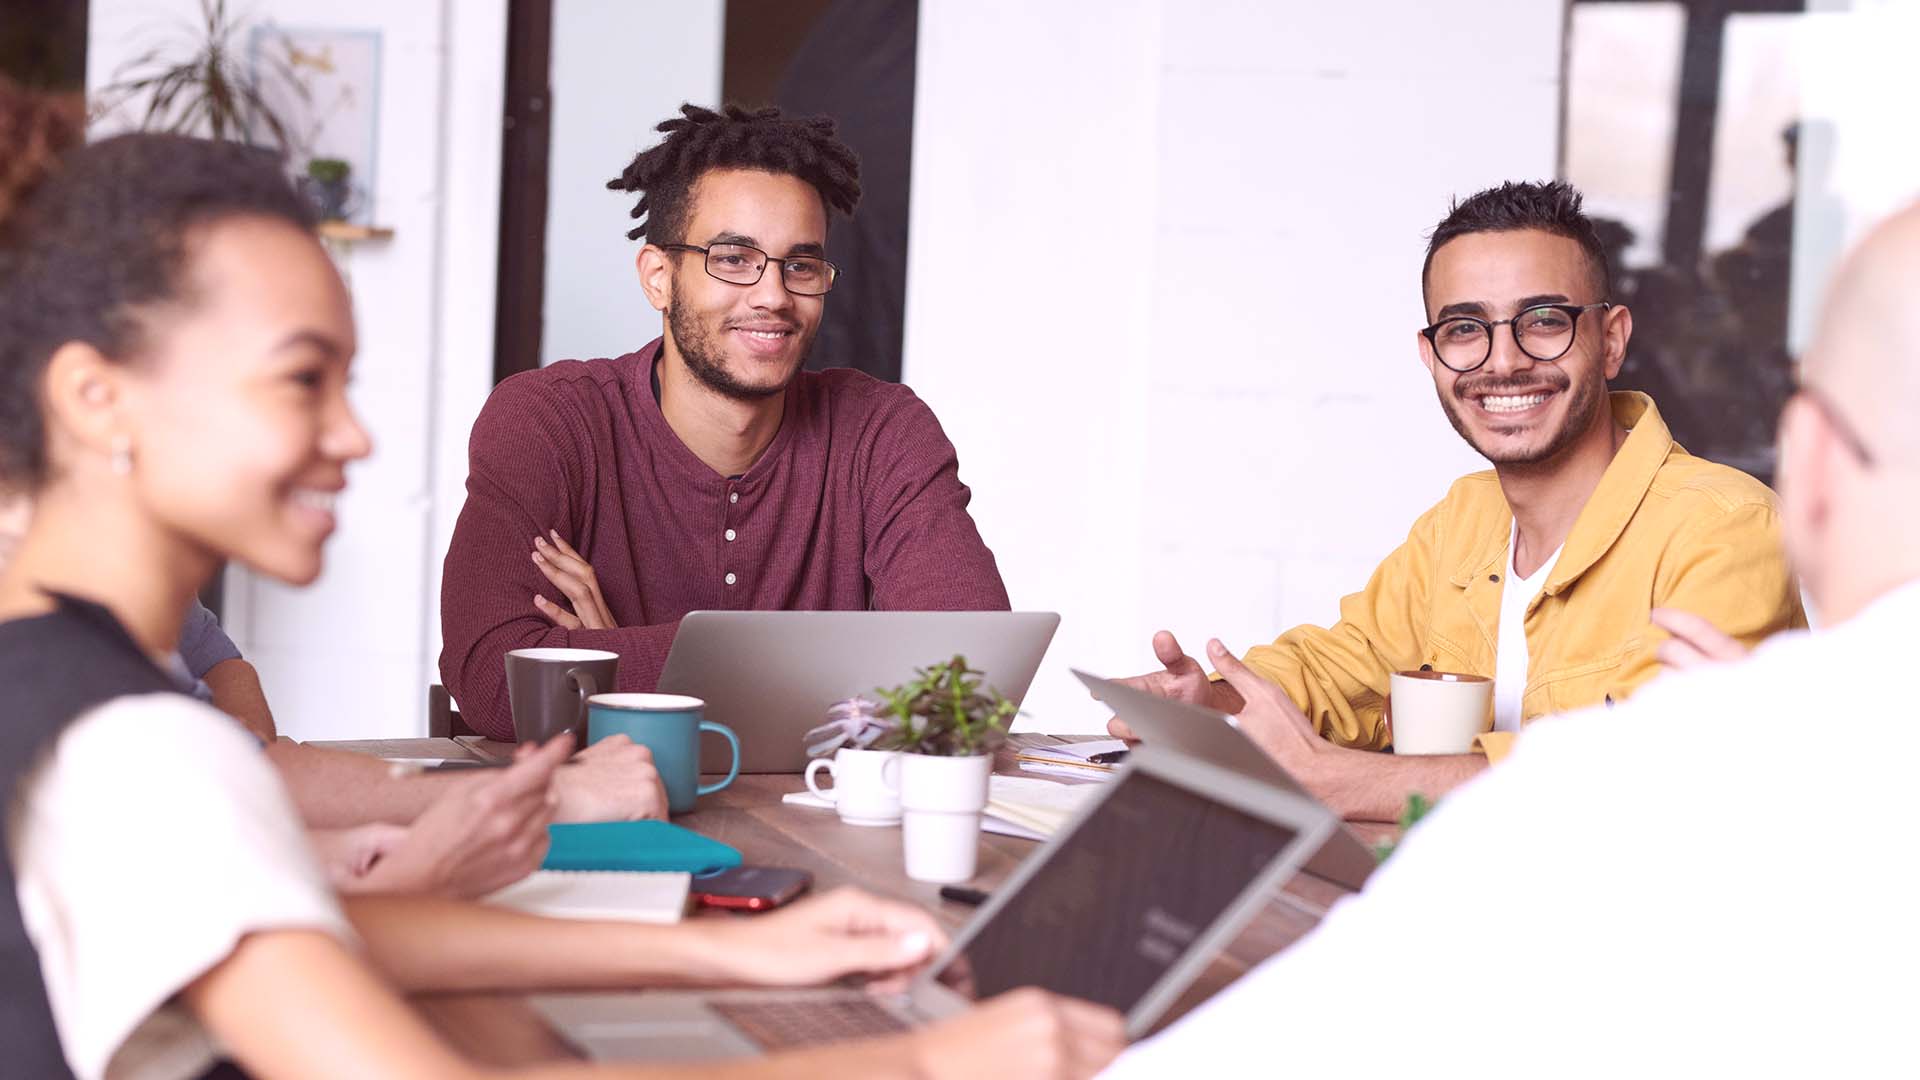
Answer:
[177, 599, 243, 680]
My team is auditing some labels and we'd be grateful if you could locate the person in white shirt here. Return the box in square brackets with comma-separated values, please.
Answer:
[1101, 203, 1920, 1076]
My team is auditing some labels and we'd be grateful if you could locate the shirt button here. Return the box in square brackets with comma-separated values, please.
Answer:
[729, 492, 739, 504]
[724, 572, 737, 586]
[724, 529, 736, 542]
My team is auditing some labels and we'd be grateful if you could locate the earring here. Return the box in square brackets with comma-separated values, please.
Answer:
[110, 435, 133, 476]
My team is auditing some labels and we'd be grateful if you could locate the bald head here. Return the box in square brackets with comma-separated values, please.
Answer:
[1801, 203, 1920, 467]
[1778, 201, 1920, 623]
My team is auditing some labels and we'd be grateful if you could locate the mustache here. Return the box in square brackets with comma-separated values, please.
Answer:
[1454, 368, 1570, 399]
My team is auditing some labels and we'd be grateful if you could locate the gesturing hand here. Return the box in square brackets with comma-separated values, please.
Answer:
[531, 529, 615, 630]
[1650, 607, 1751, 671]
[551, 733, 668, 823]
[698, 886, 948, 989]
[1204, 638, 1345, 780]
[352, 734, 572, 898]
[1106, 630, 1246, 740]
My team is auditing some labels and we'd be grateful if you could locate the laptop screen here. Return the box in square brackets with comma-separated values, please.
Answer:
[931, 770, 1299, 1009]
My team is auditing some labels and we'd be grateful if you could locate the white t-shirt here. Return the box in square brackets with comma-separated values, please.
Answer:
[1103, 580, 1920, 1078]
[11, 693, 353, 1080]
[1492, 524, 1561, 734]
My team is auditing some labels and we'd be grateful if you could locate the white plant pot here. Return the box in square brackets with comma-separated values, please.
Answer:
[891, 753, 992, 883]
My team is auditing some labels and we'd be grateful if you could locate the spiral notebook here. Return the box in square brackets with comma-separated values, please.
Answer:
[486, 871, 691, 924]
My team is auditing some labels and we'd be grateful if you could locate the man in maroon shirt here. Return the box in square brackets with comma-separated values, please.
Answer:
[440, 104, 1009, 740]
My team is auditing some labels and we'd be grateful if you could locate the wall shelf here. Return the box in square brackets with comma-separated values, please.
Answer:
[317, 221, 396, 243]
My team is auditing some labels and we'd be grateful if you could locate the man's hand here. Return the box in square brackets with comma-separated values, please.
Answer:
[697, 886, 948, 989]
[1205, 638, 1329, 767]
[907, 988, 1127, 1080]
[1106, 630, 1246, 739]
[1651, 607, 1752, 671]
[350, 735, 571, 898]
[531, 529, 615, 630]
[551, 733, 668, 822]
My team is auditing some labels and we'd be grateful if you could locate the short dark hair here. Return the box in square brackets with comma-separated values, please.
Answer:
[1421, 180, 1611, 307]
[0, 133, 315, 491]
[607, 102, 861, 244]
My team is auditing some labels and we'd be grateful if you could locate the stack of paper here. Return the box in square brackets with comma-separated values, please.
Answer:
[484, 870, 691, 924]
[985, 775, 1101, 839]
[1014, 738, 1128, 780]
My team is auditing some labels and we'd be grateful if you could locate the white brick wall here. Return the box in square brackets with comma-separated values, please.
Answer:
[907, 0, 1563, 732]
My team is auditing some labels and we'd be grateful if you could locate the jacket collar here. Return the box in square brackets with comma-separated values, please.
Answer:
[1448, 391, 1673, 593]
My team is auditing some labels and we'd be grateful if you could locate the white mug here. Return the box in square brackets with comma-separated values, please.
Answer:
[804, 747, 904, 826]
[1387, 670, 1493, 755]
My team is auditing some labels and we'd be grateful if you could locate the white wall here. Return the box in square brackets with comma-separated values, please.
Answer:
[89, 0, 508, 739]
[540, 0, 724, 367]
[906, 0, 1563, 733]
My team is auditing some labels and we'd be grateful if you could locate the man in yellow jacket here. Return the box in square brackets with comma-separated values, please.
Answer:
[1116, 180, 1805, 821]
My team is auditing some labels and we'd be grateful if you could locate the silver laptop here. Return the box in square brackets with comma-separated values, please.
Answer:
[657, 611, 1059, 773]
[1073, 669, 1379, 892]
[532, 744, 1337, 1059]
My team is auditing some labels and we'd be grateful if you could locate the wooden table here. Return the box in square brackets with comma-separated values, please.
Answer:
[311, 733, 1367, 1063]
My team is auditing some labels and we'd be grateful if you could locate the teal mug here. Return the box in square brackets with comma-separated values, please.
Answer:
[586, 693, 740, 814]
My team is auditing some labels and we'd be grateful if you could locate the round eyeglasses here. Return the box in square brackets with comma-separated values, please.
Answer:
[1420, 302, 1611, 373]
[658, 241, 840, 296]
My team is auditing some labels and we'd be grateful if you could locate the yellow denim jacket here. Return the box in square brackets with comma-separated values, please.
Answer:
[1242, 392, 1805, 762]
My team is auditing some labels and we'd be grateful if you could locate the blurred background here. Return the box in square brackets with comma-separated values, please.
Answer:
[4, 0, 1916, 738]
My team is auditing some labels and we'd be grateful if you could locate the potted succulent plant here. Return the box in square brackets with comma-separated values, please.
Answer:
[871, 656, 1018, 882]
[801, 697, 906, 828]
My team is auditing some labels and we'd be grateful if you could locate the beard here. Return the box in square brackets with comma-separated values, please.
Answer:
[1436, 365, 1607, 470]
[666, 293, 808, 402]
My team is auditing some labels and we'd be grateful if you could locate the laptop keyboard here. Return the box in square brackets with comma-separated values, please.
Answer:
[709, 997, 911, 1050]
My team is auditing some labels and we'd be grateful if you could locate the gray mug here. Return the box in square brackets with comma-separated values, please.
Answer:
[504, 647, 619, 745]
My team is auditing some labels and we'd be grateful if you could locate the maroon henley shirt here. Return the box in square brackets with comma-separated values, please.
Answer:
[438, 338, 1010, 740]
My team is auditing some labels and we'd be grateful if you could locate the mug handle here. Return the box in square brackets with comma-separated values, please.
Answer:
[696, 721, 741, 796]
[566, 669, 600, 745]
[881, 753, 902, 797]
[804, 758, 837, 803]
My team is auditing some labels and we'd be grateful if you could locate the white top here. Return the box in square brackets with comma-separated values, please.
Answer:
[1492, 523, 1561, 733]
[12, 694, 353, 1080]
[1103, 580, 1920, 1078]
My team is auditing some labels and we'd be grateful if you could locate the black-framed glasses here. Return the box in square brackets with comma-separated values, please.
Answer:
[657, 242, 839, 296]
[1794, 382, 1875, 467]
[1420, 302, 1612, 373]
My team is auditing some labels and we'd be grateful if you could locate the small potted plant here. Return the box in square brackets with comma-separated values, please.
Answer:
[300, 157, 354, 221]
[872, 656, 1018, 882]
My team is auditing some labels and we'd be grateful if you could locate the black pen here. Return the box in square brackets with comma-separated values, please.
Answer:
[939, 885, 989, 906]
[1087, 749, 1130, 765]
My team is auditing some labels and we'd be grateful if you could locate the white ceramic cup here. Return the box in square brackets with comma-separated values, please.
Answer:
[886, 753, 992, 884]
[1387, 670, 1494, 755]
[803, 747, 904, 826]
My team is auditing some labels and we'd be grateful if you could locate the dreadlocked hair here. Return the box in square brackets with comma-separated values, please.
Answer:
[606, 102, 861, 243]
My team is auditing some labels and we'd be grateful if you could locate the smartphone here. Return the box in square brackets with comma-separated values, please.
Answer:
[689, 866, 813, 912]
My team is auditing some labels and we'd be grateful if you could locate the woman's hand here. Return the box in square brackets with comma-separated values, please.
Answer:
[696, 886, 948, 989]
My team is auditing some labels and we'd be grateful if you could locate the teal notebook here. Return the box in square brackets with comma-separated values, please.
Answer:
[542, 820, 743, 874]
